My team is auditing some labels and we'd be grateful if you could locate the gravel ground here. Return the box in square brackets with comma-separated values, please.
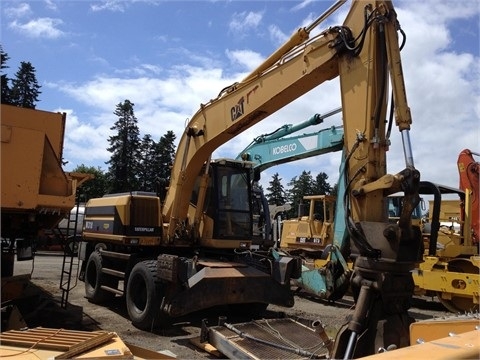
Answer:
[10, 254, 452, 359]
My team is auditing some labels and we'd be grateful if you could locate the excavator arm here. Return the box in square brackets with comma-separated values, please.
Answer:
[163, 25, 340, 236]
[236, 108, 343, 174]
[457, 149, 479, 244]
[164, 0, 419, 241]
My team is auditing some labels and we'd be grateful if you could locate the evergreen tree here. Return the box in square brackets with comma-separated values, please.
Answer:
[150, 130, 177, 199]
[106, 100, 141, 193]
[10, 61, 41, 108]
[265, 173, 287, 206]
[71, 164, 108, 201]
[1, 45, 12, 105]
[313, 172, 332, 195]
[155, 130, 176, 183]
[286, 170, 315, 217]
[310, 172, 333, 217]
[138, 134, 158, 192]
[330, 182, 339, 197]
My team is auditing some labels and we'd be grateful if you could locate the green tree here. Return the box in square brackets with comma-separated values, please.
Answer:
[10, 61, 41, 108]
[265, 173, 287, 206]
[330, 182, 339, 197]
[313, 172, 332, 195]
[138, 134, 158, 192]
[71, 164, 108, 201]
[106, 100, 141, 193]
[286, 170, 315, 217]
[153, 130, 176, 198]
[156, 130, 176, 182]
[1, 45, 12, 105]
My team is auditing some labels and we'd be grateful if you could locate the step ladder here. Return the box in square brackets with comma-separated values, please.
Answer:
[59, 201, 82, 309]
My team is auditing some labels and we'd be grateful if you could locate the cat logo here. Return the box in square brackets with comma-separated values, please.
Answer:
[231, 97, 244, 121]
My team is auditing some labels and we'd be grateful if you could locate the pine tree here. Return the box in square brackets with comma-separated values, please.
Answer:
[0, 45, 12, 105]
[154, 130, 176, 197]
[10, 61, 41, 108]
[138, 134, 158, 192]
[286, 170, 315, 217]
[313, 172, 332, 195]
[265, 173, 287, 206]
[106, 100, 141, 193]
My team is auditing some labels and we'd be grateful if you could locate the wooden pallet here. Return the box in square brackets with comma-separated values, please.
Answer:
[0, 327, 129, 359]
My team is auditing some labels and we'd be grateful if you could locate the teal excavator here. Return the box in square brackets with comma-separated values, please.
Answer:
[236, 108, 352, 301]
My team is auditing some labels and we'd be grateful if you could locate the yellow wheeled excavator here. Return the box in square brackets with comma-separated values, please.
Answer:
[78, 0, 479, 357]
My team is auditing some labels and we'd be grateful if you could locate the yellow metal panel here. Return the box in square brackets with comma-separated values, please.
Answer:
[1, 126, 44, 210]
[359, 330, 480, 360]
[1, 104, 66, 158]
[410, 317, 480, 344]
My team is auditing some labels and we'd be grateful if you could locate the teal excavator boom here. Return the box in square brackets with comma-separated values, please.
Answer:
[237, 108, 343, 174]
[236, 109, 352, 301]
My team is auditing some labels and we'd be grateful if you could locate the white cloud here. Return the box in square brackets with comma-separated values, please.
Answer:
[229, 11, 263, 35]
[9, 17, 65, 39]
[115, 63, 163, 77]
[55, 109, 112, 168]
[90, 1, 126, 13]
[3, 3, 32, 18]
[226, 49, 264, 72]
[291, 0, 315, 12]
[48, 0, 478, 191]
[55, 65, 245, 170]
[268, 24, 288, 46]
[89, 0, 161, 12]
[44, 0, 58, 12]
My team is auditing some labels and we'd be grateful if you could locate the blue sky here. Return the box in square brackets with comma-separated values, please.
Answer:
[2, 0, 479, 192]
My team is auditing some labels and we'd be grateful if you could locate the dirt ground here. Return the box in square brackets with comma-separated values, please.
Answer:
[9, 253, 452, 359]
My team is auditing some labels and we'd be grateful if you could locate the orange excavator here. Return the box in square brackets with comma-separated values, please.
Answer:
[457, 149, 479, 245]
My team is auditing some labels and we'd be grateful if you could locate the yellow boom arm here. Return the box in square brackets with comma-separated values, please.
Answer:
[164, 0, 418, 246]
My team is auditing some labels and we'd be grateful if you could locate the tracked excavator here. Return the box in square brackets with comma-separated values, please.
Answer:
[81, 0, 438, 356]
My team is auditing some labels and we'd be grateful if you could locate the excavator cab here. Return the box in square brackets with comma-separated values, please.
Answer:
[197, 159, 254, 248]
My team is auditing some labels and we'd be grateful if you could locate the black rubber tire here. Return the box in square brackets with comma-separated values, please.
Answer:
[126, 260, 168, 330]
[84, 251, 116, 304]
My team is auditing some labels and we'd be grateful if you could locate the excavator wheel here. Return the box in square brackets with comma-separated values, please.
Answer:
[436, 258, 479, 313]
[126, 260, 170, 330]
[85, 251, 116, 304]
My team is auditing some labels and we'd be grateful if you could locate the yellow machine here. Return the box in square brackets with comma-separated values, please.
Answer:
[1, 105, 90, 278]
[79, 0, 477, 357]
[280, 195, 336, 253]
[411, 182, 479, 313]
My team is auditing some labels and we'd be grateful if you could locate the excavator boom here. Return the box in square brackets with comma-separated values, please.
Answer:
[237, 109, 343, 174]
[457, 149, 479, 243]
[164, 0, 418, 240]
